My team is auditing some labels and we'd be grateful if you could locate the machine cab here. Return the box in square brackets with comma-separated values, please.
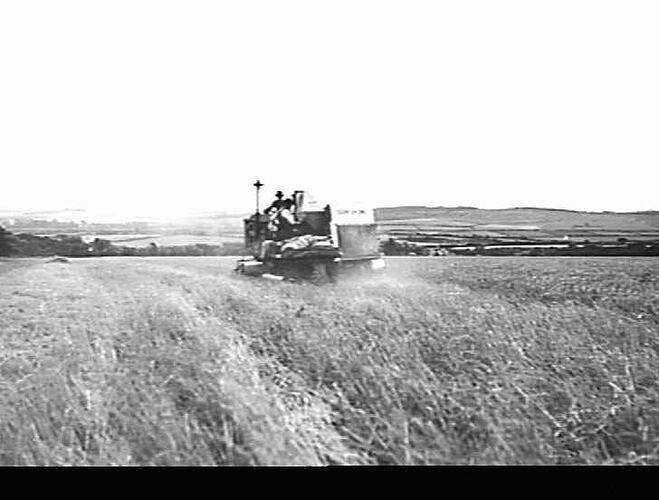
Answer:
[244, 189, 381, 261]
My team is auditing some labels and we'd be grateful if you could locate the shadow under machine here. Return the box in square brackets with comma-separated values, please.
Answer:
[235, 180, 386, 281]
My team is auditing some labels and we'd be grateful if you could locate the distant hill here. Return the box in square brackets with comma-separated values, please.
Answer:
[374, 206, 659, 245]
[375, 206, 659, 228]
[4, 205, 658, 245]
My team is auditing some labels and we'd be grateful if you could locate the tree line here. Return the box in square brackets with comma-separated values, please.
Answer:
[0, 226, 248, 258]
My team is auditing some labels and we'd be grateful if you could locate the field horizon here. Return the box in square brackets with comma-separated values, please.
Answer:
[4, 204, 658, 256]
[2, 204, 658, 223]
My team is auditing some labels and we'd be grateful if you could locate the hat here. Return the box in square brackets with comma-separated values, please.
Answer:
[275, 191, 284, 198]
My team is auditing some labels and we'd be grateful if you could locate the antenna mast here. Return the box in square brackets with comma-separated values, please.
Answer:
[253, 180, 264, 214]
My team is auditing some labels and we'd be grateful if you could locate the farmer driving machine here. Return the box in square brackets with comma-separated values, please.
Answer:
[235, 180, 386, 282]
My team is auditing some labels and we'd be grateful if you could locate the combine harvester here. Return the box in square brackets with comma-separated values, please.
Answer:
[235, 180, 386, 282]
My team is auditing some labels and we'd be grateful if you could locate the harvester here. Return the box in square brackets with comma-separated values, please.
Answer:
[235, 180, 386, 282]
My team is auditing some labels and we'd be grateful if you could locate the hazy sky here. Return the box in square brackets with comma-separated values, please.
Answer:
[1, 1, 657, 216]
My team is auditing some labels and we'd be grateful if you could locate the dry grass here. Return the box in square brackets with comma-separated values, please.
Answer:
[0, 256, 657, 464]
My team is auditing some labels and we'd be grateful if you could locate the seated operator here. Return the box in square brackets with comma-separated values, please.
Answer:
[274, 198, 299, 240]
[264, 191, 285, 215]
[265, 191, 284, 234]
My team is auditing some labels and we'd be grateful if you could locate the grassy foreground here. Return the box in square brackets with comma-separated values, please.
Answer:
[0, 256, 657, 465]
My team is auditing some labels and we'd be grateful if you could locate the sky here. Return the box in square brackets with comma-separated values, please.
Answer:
[1, 1, 657, 217]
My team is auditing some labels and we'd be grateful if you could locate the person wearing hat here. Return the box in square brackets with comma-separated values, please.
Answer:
[274, 198, 300, 240]
[264, 191, 285, 215]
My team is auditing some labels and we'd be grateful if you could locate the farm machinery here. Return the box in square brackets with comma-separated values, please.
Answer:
[235, 181, 386, 282]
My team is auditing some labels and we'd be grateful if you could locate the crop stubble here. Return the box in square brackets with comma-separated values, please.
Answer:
[0, 256, 657, 464]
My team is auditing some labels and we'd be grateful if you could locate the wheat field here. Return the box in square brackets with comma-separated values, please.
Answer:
[0, 256, 657, 465]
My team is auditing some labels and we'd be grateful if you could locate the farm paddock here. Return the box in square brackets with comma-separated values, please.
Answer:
[0, 256, 657, 465]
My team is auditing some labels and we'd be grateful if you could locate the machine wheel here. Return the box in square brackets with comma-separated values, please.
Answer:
[326, 261, 339, 282]
[310, 262, 331, 284]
